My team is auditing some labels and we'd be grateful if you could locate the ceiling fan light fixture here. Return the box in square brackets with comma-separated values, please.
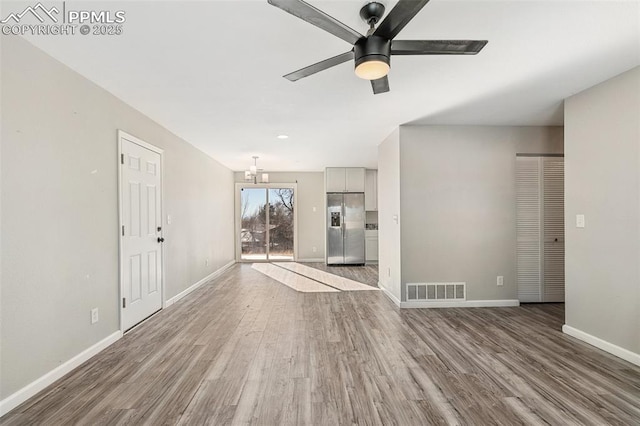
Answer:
[354, 36, 391, 81]
[355, 59, 390, 80]
[269, 0, 487, 94]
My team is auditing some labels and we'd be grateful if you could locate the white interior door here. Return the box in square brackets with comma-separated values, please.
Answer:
[120, 132, 163, 330]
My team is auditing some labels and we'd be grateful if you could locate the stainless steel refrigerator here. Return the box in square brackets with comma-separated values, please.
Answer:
[326, 193, 365, 265]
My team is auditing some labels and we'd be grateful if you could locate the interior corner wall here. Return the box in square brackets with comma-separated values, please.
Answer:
[1, 36, 235, 399]
[233, 172, 325, 261]
[398, 125, 563, 302]
[377, 129, 402, 303]
[564, 66, 640, 356]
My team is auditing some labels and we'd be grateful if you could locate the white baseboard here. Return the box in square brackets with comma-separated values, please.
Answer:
[296, 258, 325, 263]
[379, 282, 401, 307]
[164, 260, 235, 308]
[562, 324, 640, 367]
[0, 330, 122, 417]
[400, 299, 520, 309]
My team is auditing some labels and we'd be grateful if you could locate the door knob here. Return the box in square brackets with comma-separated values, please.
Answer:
[157, 237, 165, 243]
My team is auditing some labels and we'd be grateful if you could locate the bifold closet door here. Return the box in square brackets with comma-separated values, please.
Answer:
[516, 156, 564, 303]
[517, 157, 542, 302]
[542, 157, 565, 302]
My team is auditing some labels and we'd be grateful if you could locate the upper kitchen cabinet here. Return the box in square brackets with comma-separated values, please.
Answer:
[365, 169, 377, 211]
[326, 167, 365, 192]
[326, 167, 345, 192]
[346, 168, 365, 192]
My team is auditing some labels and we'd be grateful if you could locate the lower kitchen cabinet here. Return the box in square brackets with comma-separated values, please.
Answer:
[365, 231, 378, 263]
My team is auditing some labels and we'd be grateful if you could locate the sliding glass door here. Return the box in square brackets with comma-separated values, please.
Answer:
[267, 188, 294, 260]
[240, 188, 268, 261]
[239, 186, 295, 261]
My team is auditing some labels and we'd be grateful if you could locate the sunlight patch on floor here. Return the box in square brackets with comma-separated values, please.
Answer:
[251, 263, 339, 293]
[251, 262, 379, 293]
[274, 262, 379, 291]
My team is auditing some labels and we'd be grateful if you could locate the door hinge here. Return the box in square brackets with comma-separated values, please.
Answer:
[122, 225, 125, 236]
[122, 297, 126, 308]
[121, 153, 124, 164]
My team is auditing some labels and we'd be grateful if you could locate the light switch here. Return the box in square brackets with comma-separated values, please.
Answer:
[576, 214, 585, 228]
[393, 214, 399, 224]
[167, 214, 172, 225]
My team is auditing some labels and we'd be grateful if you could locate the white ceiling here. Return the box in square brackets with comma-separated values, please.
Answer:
[21, 0, 640, 171]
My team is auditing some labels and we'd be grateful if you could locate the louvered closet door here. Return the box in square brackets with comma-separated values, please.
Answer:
[542, 158, 565, 302]
[516, 156, 565, 303]
[516, 157, 542, 302]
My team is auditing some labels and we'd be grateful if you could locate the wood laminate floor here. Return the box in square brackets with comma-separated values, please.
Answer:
[3, 264, 640, 425]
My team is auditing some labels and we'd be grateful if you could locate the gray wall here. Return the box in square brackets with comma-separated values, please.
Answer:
[564, 66, 640, 355]
[233, 172, 325, 261]
[1, 37, 235, 398]
[398, 125, 563, 302]
[377, 129, 402, 301]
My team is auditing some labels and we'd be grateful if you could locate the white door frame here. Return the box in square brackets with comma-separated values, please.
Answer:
[118, 130, 165, 332]
[234, 182, 298, 262]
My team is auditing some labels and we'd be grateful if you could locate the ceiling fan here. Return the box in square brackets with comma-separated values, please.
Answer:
[268, 0, 488, 94]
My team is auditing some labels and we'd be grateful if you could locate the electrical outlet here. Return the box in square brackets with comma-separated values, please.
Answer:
[91, 308, 99, 324]
[205, 258, 209, 266]
[497, 276, 504, 286]
[388, 267, 391, 277]
[312, 246, 317, 253]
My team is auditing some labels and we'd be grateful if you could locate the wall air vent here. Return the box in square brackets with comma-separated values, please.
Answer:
[406, 282, 466, 301]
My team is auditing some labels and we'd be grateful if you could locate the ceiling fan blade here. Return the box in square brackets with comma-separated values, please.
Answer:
[371, 76, 390, 94]
[284, 51, 354, 81]
[373, 0, 430, 40]
[268, 0, 363, 45]
[392, 40, 488, 55]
